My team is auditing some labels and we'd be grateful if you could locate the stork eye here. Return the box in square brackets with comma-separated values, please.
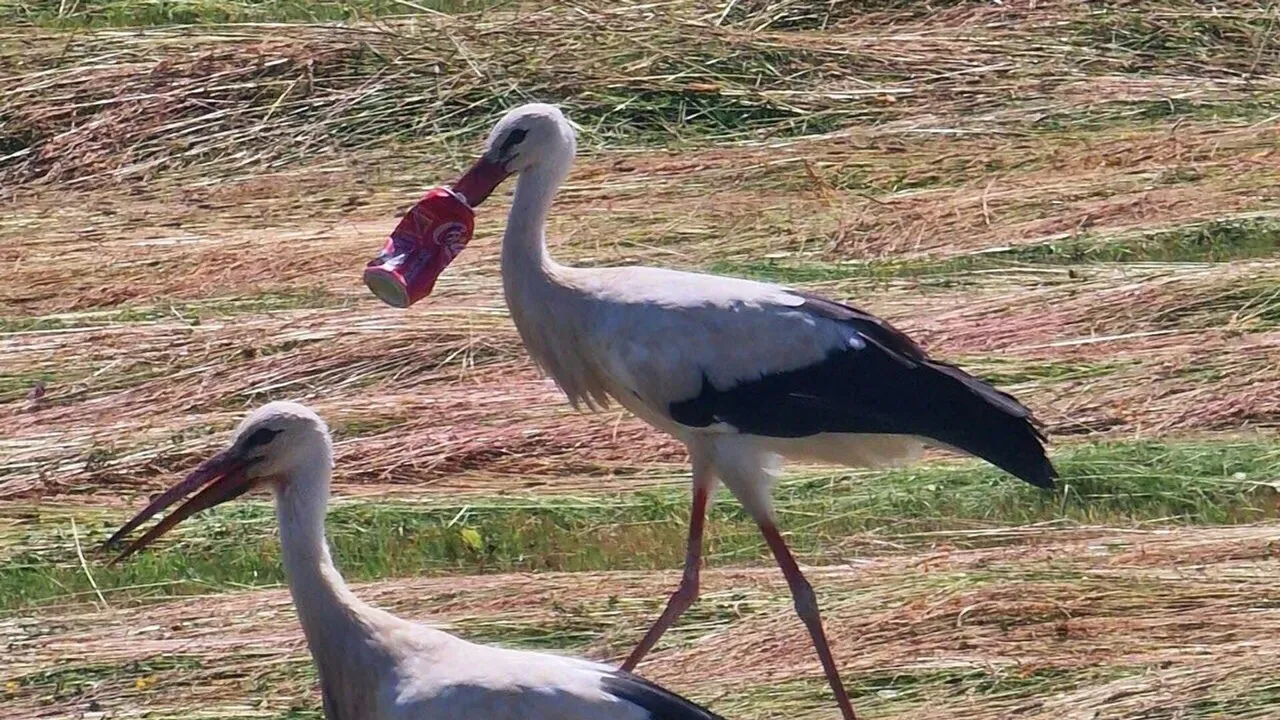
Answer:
[498, 129, 527, 156]
[244, 427, 281, 449]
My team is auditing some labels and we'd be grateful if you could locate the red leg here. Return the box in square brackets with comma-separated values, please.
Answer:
[621, 482, 710, 672]
[760, 523, 858, 720]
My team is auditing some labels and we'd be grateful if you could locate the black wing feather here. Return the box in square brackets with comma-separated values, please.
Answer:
[668, 292, 1056, 489]
[600, 670, 727, 720]
[796, 291, 928, 362]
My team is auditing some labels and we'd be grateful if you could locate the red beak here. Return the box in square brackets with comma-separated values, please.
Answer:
[452, 157, 511, 207]
[103, 449, 257, 565]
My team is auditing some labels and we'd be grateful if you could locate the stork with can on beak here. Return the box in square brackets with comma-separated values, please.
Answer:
[397, 103, 1058, 720]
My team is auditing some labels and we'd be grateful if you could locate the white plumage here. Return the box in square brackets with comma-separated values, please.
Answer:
[445, 103, 1058, 720]
[105, 401, 725, 720]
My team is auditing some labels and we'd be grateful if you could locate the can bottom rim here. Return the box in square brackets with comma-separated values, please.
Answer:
[363, 267, 412, 309]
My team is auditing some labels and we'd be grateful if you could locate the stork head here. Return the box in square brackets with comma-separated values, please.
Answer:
[453, 102, 578, 207]
[104, 401, 334, 564]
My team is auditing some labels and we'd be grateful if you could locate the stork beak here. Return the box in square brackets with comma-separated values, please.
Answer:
[452, 156, 511, 207]
[102, 448, 258, 566]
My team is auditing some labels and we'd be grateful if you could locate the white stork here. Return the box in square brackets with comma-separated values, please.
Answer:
[431, 103, 1058, 720]
[104, 401, 726, 720]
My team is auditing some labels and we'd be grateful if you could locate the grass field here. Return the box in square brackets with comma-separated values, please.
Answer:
[4, 0, 1280, 717]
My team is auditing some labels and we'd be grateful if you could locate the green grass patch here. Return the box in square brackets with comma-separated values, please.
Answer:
[2, 651, 1151, 720]
[1154, 281, 1280, 330]
[7, 1, 1279, 189]
[717, 0, 969, 31]
[10, 657, 205, 701]
[1180, 679, 1280, 717]
[991, 218, 1280, 264]
[3, 20, 895, 187]
[1029, 97, 1280, 133]
[957, 357, 1132, 387]
[0, 289, 348, 334]
[719, 665, 1144, 718]
[3, 438, 1277, 612]
[0, 370, 62, 402]
[1065, 9, 1274, 74]
[1, 0, 499, 27]
[712, 216, 1280, 286]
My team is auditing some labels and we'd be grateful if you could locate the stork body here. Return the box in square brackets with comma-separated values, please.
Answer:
[106, 402, 725, 720]
[441, 103, 1057, 720]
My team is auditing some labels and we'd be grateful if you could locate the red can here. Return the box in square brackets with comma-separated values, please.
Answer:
[363, 187, 475, 308]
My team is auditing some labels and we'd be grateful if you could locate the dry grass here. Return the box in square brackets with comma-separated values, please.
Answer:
[8, 525, 1280, 718]
[5, 0, 1280, 718]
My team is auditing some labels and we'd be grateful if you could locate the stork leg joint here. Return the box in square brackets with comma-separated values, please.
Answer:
[789, 573, 818, 619]
[671, 569, 700, 607]
[620, 482, 710, 672]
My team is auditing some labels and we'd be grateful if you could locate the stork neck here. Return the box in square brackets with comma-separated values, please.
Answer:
[501, 161, 565, 275]
[274, 462, 366, 645]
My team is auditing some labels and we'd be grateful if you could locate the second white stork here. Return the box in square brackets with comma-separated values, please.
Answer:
[104, 401, 726, 720]
[429, 103, 1057, 720]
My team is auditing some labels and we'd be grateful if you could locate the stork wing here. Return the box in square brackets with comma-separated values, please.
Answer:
[793, 291, 1047, 428]
[581, 268, 1054, 488]
[661, 292, 1055, 489]
[600, 671, 727, 720]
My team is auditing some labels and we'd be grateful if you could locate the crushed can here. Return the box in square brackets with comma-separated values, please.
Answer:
[363, 187, 475, 308]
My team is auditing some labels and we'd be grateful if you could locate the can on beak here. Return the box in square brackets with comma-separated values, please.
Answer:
[363, 187, 475, 308]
